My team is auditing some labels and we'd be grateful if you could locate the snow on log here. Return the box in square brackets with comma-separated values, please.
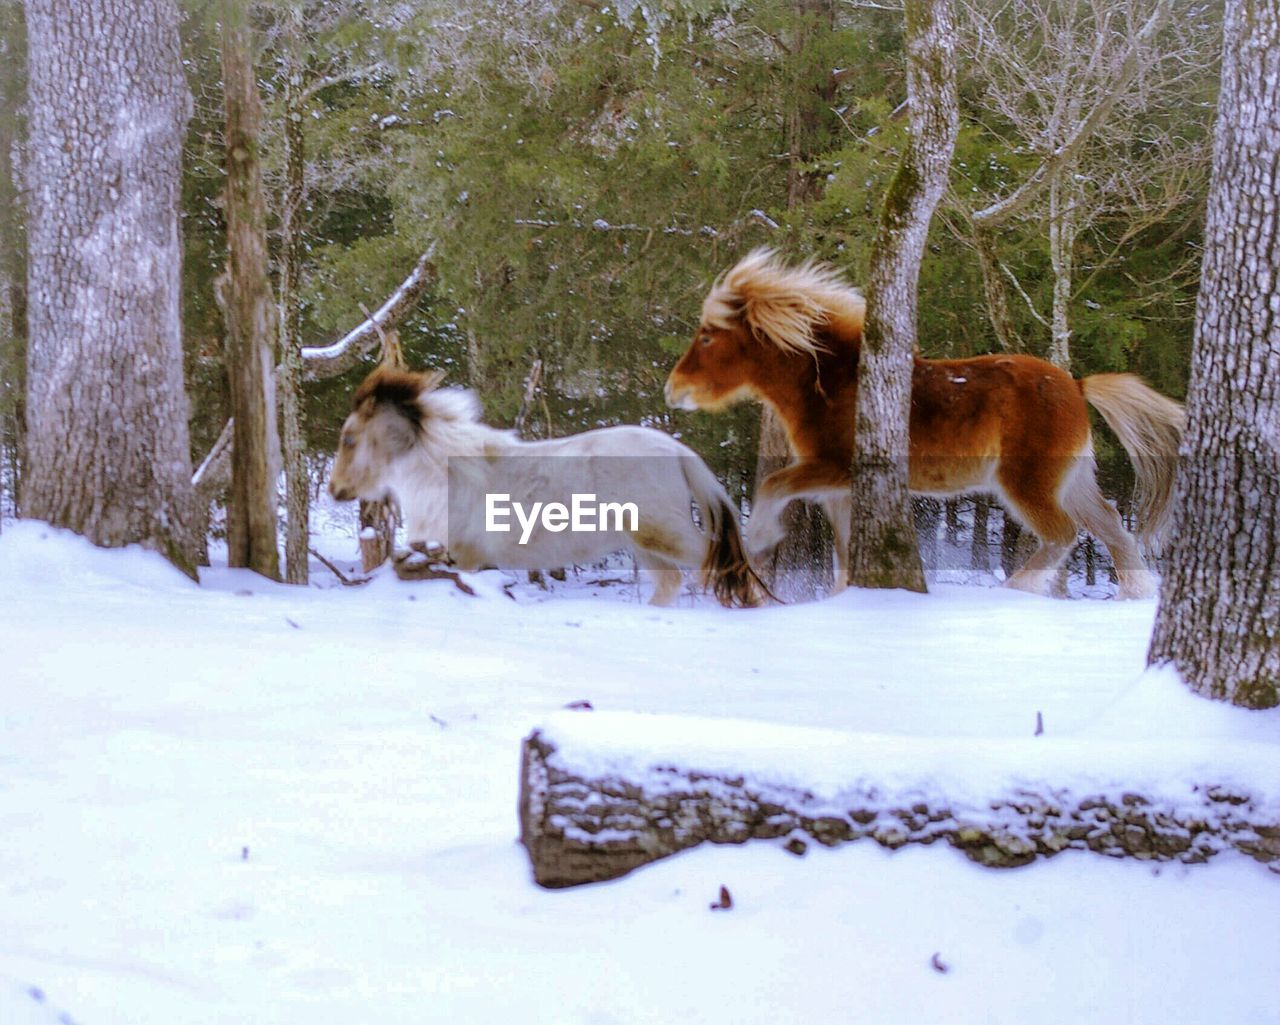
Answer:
[518, 711, 1280, 889]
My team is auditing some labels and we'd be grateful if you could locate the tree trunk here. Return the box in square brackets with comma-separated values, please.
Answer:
[1046, 171, 1077, 598]
[971, 222, 1022, 352]
[0, 0, 25, 521]
[20, 0, 197, 574]
[913, 496, 940, 571]
[220, 2, 280, 581]
[519, 717, 1280, 888]
[1147, 0, 1280, 710]
[970, 495, 991, 571]
[278, 36, 308, 585]
[999, 509, 1035, 578]
[359, 497, 398, 572]
[755, 0, 837, 599]
[943, 497, 960, 546]
[847, 0, 957, 592]
[1046, 168, 1077, 370]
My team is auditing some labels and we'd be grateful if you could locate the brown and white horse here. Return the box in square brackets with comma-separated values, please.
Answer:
[329, 366, 762, 607]
[664, 249, 1185, 598]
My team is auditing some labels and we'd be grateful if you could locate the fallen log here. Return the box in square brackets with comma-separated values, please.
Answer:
[518, 711, 1280, 889]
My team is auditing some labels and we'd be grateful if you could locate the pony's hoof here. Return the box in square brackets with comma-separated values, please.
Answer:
[1003, 572, 1050, 597]
[1115, 574, 1157, 600]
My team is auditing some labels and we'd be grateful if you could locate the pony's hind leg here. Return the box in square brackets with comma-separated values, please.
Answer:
[1060, 463, 1155, 599]
[636, 550, 684, 606]
[997, 460, 1079, 597]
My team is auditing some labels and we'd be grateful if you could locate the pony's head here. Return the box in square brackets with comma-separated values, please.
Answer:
[664, 248, 865, 411]
[328, 366, 478, 502]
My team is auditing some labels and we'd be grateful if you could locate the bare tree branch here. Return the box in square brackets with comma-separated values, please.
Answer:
[190, 246, 438, 497]
[970, 0, 1173, 230]
[300, 243, 438, 380]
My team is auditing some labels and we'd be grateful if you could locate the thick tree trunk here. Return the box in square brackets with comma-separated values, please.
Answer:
[847, 0, 957, 592]
[0, 0, 25, 520]
[220, 3, 280, 581]
[1147, 0, 1280, 710]
[519, 715, 1280, 888]
[278, 55, 308, 585]
[20, 0, 197, 574]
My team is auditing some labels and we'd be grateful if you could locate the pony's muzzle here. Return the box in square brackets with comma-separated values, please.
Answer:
[329, 482, 356, 502]
[664, 380, 699, 411]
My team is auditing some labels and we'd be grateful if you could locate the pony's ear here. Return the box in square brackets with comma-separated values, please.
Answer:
[417, 369, 446, 393]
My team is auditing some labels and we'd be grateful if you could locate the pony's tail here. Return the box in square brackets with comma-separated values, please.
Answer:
[680, 458, 770, 608]
[1081, 373, 1185, 547]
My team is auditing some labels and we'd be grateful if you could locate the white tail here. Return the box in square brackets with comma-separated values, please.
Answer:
[1081, 373, 1185, 546]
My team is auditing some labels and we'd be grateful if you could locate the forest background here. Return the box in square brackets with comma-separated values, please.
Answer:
[0, 0, 1220, 562]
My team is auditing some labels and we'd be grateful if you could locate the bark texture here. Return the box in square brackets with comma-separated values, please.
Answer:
[278, 39, 308, 585]
[971, 222, 1022, 352]
[969, 495, 991, 571]
[1147, 0, 1280, 710]
[520, 728, 1280, 889]
[0, 0, 25, 519]
[1046, 169, 1078, 370]
[847, 0, 957, 592]
[21, 0, 196, 573]
[220, 3, 280, 581]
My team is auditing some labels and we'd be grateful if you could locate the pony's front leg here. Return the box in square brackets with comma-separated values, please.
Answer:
[820, 492, 852, 593]
[746, 461, 852, 562]
[744, 492, 789, 561]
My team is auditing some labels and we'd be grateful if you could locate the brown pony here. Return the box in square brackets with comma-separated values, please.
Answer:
[664, 249, 1185, 598]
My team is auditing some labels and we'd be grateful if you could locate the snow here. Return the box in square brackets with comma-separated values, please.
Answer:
[536, 707, 1280, 820]
[1, 518, 1277, 1025]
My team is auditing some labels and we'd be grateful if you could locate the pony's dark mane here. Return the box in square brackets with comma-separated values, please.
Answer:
[352, 366, 443, 415]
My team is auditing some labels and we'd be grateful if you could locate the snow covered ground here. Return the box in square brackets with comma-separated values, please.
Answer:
[1, 517, 1278, 1025]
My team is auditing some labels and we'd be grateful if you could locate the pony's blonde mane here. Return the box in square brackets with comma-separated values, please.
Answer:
[701, 248, 865, 356]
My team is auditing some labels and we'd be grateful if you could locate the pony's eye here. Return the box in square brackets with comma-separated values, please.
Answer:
[341, 433, 356, 449]
[699, 332, 713, 346]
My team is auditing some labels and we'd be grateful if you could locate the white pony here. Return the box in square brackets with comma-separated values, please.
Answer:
[328, 367, 762, 606]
